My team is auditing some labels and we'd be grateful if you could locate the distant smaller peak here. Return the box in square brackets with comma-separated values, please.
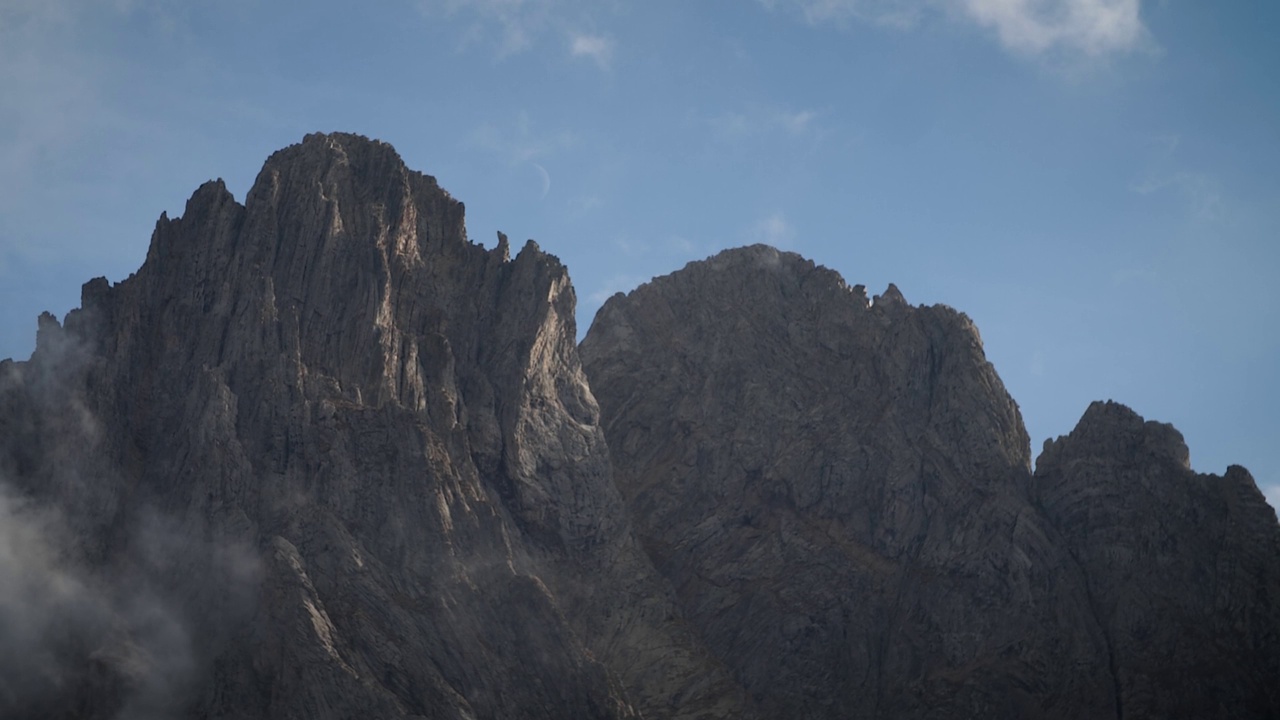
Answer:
[873, 283, 907, 309]
[1079, 399, 1144, 428]
[1039, 399, 1191, 472]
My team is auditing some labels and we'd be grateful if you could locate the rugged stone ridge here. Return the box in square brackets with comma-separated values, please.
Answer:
[4, 135, 1278, 720]
[579, 245, 1280, 719]
[0, 133, 751, 720]
[580, 246, 1114, 719]
[1035, 401, 1280, 718]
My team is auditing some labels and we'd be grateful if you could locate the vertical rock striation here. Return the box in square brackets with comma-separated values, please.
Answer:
[0, 133, 750, 720]
[3, 135, 1277, 719]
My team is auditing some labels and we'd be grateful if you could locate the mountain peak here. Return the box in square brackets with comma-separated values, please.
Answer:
[3, 135, 1276, 720]
[1038, 399, 1191, 472]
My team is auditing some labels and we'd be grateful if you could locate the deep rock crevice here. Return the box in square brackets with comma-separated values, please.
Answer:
[1, 135, 1276, 720]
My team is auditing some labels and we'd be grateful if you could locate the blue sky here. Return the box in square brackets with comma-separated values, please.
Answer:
[1, 0, 1277, 510]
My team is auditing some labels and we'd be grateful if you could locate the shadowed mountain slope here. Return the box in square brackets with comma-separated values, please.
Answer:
[1034, 400, 1280, 718]
[2, 136, 1277, 720]
[580, 244, 1280, 720]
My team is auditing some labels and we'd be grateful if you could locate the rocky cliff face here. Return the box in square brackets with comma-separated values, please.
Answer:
[580, 245, 1115, 719]
[0, 133, 750, 720]
[1035, 401, 1280, 718]
[2, 136, 1277, 720]
[579, 245, 1280, 719]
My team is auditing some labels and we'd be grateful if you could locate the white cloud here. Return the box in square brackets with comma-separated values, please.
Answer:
[759, 0, 1150, 58]
[961, 0, 1146, 57]
[569, 32, 613, 69]
[751, 212, 797, 249]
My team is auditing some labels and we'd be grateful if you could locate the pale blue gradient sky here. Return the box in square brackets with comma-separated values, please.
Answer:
[1, 1, 1276, 510]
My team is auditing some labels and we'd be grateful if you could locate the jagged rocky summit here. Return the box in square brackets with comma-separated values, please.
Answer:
[581, 245, 1280, 719]
[1, 133, 1277, 720]
[0, 133, 751, 720]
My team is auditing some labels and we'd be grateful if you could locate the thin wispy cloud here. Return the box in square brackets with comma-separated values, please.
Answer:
[751, 212, 798, 249]
[757, 0, 923, 28]
[589, 273, 650, 304]
[1132, 134, 1224, 221]
[1131, 171, 1223, 221]
[566, 194, 602, 218]
[962, 0, 1146, 57]
[0, 1, 129, 237]
[607, 234, 702, 260]
[419, 0, 614, 63]
[706, 106, 819, 143]
[467, 110, 575, 165]
[419, 0, 553, 57]
[466, 111, 572, 202]
[778, 110, 816, 135]
[759, 0, 1150, 58]
[569, 32, 613, 69]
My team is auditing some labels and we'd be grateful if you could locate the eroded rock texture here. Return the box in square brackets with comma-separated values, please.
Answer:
[0, 133, 749, 720]
[580, 245, 1280, 719]
[1035, 401, 1280, 719]
[3, 136, 1277, 720]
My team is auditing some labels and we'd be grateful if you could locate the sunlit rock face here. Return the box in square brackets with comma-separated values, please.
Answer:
[580, 245, 1280, 719]
[0, 133, 751, 720]
[2, 134, 1277, 720]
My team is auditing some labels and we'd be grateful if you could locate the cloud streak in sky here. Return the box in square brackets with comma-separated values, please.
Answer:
[751, 212, 798, 249]
[760, 0, 1149, 58]
[467, 110, 575, 165]
[419, 0, 553, 56]
[962, 0, 1146, 57]
[1131, 171, 1224, 221]
[419, 0, 612, 62]
[758, 0, 924, 28]
[705, 106, 819, 143]
[569, 32, 613, 69]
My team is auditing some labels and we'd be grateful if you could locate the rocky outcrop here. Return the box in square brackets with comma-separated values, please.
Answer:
[4, 136, 1277, 720]
[580, 245, 1114, 719]
[580, 245, 1280, 719]
[0, 133, 750, 720]
[1035, 401, 1280, 719]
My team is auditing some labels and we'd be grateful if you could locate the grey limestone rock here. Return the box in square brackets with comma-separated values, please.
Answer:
[580, 245, 1280, 719]
[0, 133, 750, 720]
[580, 245, 1114, 719]
[4, 136, 1277, 720]
[1035, 400, 1280, 719]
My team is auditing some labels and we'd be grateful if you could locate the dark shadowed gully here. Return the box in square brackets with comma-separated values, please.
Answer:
[1, 134, 1276, 719]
